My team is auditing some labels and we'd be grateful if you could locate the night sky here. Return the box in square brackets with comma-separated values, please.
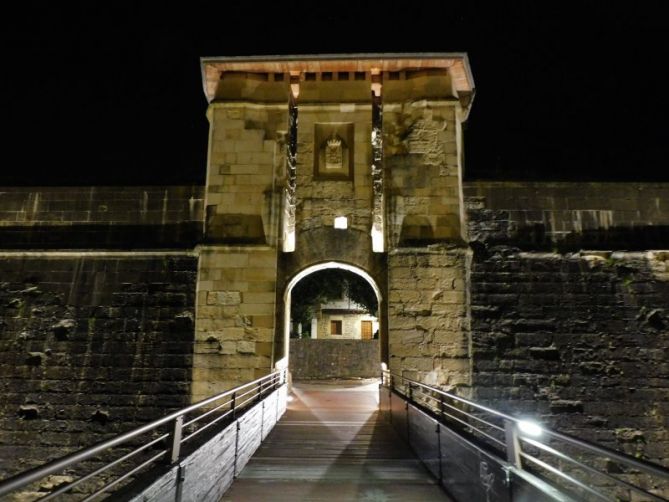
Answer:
[2, 2, 668, 185]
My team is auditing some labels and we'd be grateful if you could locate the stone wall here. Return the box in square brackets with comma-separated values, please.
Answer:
[469, 249, 669, 464]
[465, 181, 669, 466]
[193, 247, 277, 402]
[295, 104, 372, 234]
[387, 247, 470, 389]
[464, 181, 669, 250]
[0, 186, 204, 248]
[0, 254, 197, 479]
[289, 339, 380, 380]
[195, 101, 288, 395]
[385, 101, 464, 247]
[204, 103, 287, 245]
[382, 96, 470, 390]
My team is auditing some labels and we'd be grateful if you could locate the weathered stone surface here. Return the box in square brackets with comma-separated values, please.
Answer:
[0, 186, 204, 248]
[207, 291, 242, 306]
[294, 107, 373, 235]
[464, 181, 669, 250]
[289, 339, 379, 379]
[468, 245, 669, 466]
[388, 247, 470, 389]
[0, 255, 197, 482]
[194, 248, 276, 400]
[204, 104, 287, 246]
[385, 102, 462, 247]
[51, 319, 75, 340]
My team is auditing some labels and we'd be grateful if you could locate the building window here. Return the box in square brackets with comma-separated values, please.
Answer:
[330, 320, 342, 335]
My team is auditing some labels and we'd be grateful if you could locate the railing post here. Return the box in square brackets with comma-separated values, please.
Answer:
[436, 422, 443, 483]
[439, 394, 445, 418]
[504, 419, 522, 469]
[257, 379, 263, 403]
[406, 382, 412, 442]
[231, 391, 237, 420]
[167, 415, 183, 465]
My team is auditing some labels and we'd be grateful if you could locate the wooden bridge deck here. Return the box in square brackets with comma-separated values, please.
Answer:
[222, 380, 450, 502]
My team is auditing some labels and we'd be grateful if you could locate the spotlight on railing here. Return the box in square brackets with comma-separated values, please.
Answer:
[517, 420, 543, 437]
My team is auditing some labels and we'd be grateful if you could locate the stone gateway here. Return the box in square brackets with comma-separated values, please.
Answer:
[1, 54, 668, 481]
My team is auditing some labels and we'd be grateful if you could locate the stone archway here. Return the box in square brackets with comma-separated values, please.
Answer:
[273, 226, 389, 372]
[278, 261, 386, 378]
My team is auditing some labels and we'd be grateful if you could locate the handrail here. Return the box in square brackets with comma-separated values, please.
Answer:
[0, 369, 287, 500]
[383, 369, 669, 502]
[393, 373, 518, 422]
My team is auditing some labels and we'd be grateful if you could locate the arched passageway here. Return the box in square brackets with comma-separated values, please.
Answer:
[278, 261, 386, 380]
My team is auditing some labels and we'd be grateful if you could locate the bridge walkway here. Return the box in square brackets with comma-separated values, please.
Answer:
[221, 380, 450, 502]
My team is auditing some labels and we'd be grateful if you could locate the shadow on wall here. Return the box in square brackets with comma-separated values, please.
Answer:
[513, 224, 669, 252]
[399, 215, 463, 246]
[0, 223, 202, 249]
[205, 210, 266, 245]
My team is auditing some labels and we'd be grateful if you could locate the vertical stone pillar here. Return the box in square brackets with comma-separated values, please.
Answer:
[387, 248, 470, 388]
[383, 69, 472, 389]
[194, 79, 289, 399]
[194, 247, 278, 401]
[311, 317, 318, 339]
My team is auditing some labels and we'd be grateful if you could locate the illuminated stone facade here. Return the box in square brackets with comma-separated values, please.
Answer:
[2, 55, 669, 480]
[196, 54, 475, 395]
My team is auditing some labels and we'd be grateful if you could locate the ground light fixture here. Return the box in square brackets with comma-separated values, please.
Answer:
[517, 420, 543, 437]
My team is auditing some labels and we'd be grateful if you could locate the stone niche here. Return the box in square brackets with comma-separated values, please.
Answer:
[313, 122, 354, 180]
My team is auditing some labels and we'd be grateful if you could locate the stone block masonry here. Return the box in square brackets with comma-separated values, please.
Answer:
[0, 186, 204, 248]
[385, 102, 463, 247]
[289, 339, 379, 379]
[465, 183, 669, 467]
[388, 246, 470, 389]
[469, 248, 669, 465]
[464, 181, 669, 251]
[204, 104, 287, 246]
[193, 247, 277, 401]
[295, 105, 373, 235]
[0, 254, 197, 480]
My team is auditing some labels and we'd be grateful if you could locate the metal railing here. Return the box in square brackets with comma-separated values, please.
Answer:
[0, 369, 287, 501]
[383, 370, 669, 502]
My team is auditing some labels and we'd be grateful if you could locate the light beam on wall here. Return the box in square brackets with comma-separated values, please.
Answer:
[283, 78, 299, 253]
[334, 216, 348, 229]
[371, 77, 385, 253]
[371, 227, 383, 252]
